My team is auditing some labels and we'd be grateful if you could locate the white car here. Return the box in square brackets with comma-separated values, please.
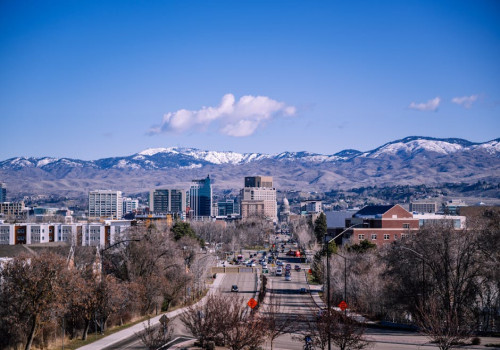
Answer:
[276, 268, 283, 276]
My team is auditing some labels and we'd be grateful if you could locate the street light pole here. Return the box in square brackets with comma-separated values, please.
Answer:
[325, 223, 363, 350]
[399, 246, 426, 307]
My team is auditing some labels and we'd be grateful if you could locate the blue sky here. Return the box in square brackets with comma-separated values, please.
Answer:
[1, 0, 499, 160]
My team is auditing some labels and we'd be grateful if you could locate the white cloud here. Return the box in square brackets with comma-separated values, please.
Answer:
[148, 93, 296, 137]
[408, 97, 441, 111]
[451, 95, 478, 109]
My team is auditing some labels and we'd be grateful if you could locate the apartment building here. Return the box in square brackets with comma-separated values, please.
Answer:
[0, 220, 132, 247]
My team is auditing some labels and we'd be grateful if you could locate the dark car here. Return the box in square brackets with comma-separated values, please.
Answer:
[231, 285, 239, 292]
[300, 287, 307, 294]
[295, 265, 301, 271]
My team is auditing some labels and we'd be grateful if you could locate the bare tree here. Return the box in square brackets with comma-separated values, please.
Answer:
[305, 308, 369, 350]
[180, 294, 266, 350]
[416, 297, 470, 350]
[0, 252, 71, 350]
[137, 317, 173, 350]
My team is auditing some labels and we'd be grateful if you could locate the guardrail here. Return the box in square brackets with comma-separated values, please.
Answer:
[211, 266, 258, 274]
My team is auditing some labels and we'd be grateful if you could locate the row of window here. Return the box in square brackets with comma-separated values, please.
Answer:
[358, 233, 411, 241]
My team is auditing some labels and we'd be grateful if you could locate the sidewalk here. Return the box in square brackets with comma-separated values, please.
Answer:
[77, 274, 226, 350]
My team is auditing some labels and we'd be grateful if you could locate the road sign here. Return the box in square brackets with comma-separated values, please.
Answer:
[247, 298, 258, 309]
[338, 300, 348, 311]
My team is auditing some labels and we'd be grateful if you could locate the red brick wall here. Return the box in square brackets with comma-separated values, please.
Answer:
[382, 205, 413, 219]
[351, 227, 417, 247]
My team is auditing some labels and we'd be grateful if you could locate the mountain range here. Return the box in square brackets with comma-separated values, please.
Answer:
[1, 136, 499, 198]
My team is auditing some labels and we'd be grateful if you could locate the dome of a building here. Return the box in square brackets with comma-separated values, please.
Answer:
[282, 197, 290, 212]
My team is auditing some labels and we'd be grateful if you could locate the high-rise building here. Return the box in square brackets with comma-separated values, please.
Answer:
[217, 199, 238, 216]
[244, 176, 273, 188]
[88, 190, 122, 219]
[240, 176, 277, 221]
[0, 183, 6, 202]
[189, 175, 212, 219]
[149, 189, 187, 214]
[122, 198, 139, 215]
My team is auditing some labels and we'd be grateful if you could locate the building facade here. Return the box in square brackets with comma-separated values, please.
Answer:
[0, 220, 132, 246]
[88, 190, 123, 220]
[0, 201, 25, 217]
[189, 176, 212, 219]
[0, 182, 6, 202]
[240, 176, 277, 221]
[122, 198, 139, 215]
[149, 189, 187, 215]
[301, 200, 322, 214]
[409, 201, 438, 213]
[344, 205, 419, 247]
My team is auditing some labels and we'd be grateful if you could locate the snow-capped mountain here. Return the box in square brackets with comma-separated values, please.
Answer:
[0, 136, 498, 196]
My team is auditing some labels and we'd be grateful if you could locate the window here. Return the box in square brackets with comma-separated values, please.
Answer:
[384, 234, 390, 240]
[371, 234, 377, 240]
[358, 234, 364, 240]
[394, 234, 398, 240]
[401, 233, 409, 239]
[403, 223, 410, 229]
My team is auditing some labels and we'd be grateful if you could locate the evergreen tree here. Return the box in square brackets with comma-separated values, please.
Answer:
[314, 212, 327, 243]
[171, 222, 196, 241]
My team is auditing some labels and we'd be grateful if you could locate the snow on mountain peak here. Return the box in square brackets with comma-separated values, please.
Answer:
[370, 139, 464, 158]
[138, 147, 179, 156]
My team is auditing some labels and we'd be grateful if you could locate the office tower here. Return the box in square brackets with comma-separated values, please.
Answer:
[217, 199, 237, 216]
[149, 189, 187, 214]
[0, 183, 6, 202]
[189, 175, 212, 218]
[88, 190, 123, 219]
[240, 176, 277, 221]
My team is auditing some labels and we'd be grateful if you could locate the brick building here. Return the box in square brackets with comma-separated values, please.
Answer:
[343, 205, 419, 247]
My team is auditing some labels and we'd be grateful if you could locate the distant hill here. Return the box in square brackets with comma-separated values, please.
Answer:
[0, 136, 499, 198]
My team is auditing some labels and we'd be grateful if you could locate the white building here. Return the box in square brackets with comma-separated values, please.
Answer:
[0, 220, 133, 246]
[88, 190, 123, 219]
[122, 197, 139, 215]
[413, 213, 466, 229]
[301, 200, 322, 213]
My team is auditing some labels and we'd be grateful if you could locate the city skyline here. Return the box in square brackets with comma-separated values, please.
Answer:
[1, 1, 499, 160]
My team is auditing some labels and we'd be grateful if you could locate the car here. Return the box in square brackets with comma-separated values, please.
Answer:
[277, 261, 283, 266]
[276, 268, 283, 276]
[285, 274, 292, 281]
[285, 264, 292, 270]
[231, 285, 239, 292]
[295, 265, 301, 271]
[299, 287, 307, 294]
